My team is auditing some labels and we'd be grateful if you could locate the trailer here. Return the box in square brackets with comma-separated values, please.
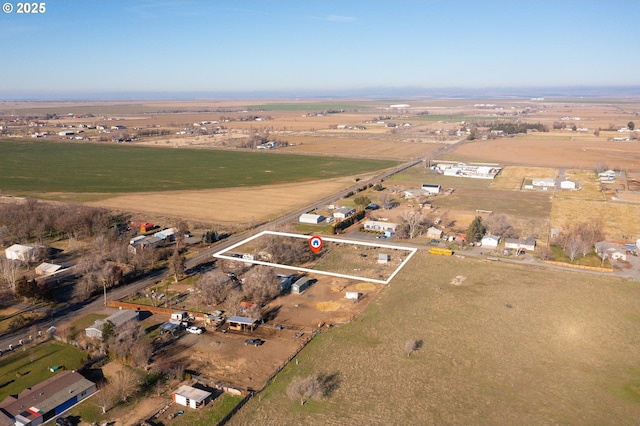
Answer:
[428, 247, 453, 256]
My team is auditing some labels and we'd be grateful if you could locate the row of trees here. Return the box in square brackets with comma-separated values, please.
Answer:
[555, 220, 604, 262]
[195, 265, 281, 315]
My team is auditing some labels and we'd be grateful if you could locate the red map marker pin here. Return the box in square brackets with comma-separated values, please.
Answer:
[309, 235, 323, 254]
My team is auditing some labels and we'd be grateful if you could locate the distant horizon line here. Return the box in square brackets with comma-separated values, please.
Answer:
[2, 85, 640, 102]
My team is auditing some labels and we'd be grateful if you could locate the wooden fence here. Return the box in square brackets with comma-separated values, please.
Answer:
[106, 300, 207, 320]
[544, 260, 613, 273]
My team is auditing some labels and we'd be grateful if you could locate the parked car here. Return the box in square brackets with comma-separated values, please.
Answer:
[244, 338, 265, 346]
[186, 326, 203, 334]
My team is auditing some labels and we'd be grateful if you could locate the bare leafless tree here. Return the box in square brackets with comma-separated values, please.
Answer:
[287, 375, 322, 406]
[174, 220, 189, 250]
[225, 288, 245, 316]
[258, 235, 316, 265]
[400, 211, 427, 239]
[378, 192, 393, 210]
[94, 382, 115, 414]
[596, 247, 609, 267]
[130, 336, 153, 370]
[484, 214, 518, 239]
[0, 258, 23, 293]
[111, 368, 141, 403]
[565, 234, 582, 262]
[197, 272, 231, 306]
[242, 266, 280, 305]
[405, 339, 418, 357]
[168, 249, 186, 283]
[110, 321, 145, 362]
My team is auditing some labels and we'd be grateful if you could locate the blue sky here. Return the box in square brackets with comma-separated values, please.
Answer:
[1, 0, 639, 97]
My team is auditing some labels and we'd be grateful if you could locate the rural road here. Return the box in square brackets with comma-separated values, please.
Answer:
[0, 157, 422, 352]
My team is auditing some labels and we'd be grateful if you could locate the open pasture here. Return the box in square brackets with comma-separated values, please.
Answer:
[433, 187, 552, 219]
[450, 135, 640, 170]
[0, 140, 397, 194]
[230, 253, 640, 425]
[551, 198, 640, 240]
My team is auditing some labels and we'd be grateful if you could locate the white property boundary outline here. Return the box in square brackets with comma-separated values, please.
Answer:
[213, 230, 417, 285]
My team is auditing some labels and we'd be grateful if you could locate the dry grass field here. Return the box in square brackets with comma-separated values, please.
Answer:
[555, 169, 605, 200]
[88, 178, 352, 225]
[551, 198, 640, 241]
[230, 252, 640, 425]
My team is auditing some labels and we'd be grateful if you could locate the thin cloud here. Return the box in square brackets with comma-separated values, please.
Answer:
[325, 15, 356, 22]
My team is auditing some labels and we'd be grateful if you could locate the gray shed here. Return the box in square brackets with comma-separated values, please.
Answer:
[292, 277, 313, 294]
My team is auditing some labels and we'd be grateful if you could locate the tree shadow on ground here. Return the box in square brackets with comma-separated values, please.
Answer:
[317, 371, 341, 398]
[262, 305, 281, 323]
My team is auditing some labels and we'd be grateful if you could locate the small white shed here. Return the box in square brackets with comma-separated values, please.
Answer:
[5, 244, 35, 261]
[299, 213, 325, 224]
[173, 385, 212, 409]
[378, 254, 390, 264]
[345, 292, 361, 301]
[480, 235, 500, 248]
[35, 262, 62, 275]
[560, 180, 576, 190]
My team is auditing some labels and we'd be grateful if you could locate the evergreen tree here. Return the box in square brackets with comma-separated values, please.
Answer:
[467, 216, 486, 242]
[102, 320, 115, 347]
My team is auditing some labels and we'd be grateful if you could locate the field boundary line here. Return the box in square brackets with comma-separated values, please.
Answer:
[213, 230, 417, 284]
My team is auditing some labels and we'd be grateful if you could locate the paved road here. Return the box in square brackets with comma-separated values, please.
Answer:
[0, 157, 423, 352]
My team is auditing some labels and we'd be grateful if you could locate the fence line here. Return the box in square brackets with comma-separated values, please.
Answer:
[544, 260, 613, 272]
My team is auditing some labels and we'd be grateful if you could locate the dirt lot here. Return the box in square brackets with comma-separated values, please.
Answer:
[144, 274, 381, 391]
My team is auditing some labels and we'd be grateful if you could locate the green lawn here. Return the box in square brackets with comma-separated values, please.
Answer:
[0, 341, 87, 401]
[0, 140, 397, 194]
[69, 313, 109, 339]
[550, 245, 612, 268]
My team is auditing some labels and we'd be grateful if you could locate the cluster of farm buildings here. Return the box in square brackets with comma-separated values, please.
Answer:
[430, 162, 502, 179]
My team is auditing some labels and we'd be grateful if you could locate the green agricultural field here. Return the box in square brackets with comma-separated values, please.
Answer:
[0, 341, 87, 401]
[230, 252, 640, 425]
[0, 140, 397, 194]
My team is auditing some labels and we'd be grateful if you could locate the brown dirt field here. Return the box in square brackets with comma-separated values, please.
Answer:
[87, 178, 353, 225]
[267, 276, 382, 329]
[452, 136, 640, 170]
[161, 328, 303, 391]
[280, 135, 445, 160]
